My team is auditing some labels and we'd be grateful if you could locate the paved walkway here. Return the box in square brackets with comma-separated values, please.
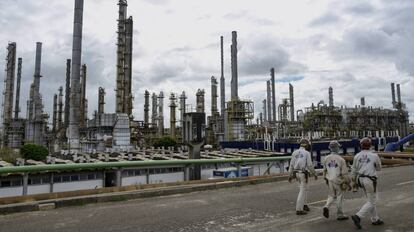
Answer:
[1, 165, 413, 232]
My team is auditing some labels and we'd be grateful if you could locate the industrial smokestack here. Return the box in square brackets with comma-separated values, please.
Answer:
[361, 97, 365, 106]
[328, 86, 334, 107]
[211, 76, 218, 115]
[80, 64, 87, 128]
[33, 42, 42, 95]
[64, 59, 71, 128]
[2, 42, 16, 125]
[263, 99, 267, 122]
[396, 84, 401, 105]
[58, 86, 63, 130]
[14, 57, 22, 119]
[266, 80, 271, 122]
[151, 93, 158, 126]
[220, 36, 225, 116]
[289, 83, 294, 122]
[196, 89, 205, 113]
[230, 31, 238, 100]
[53, 94, 58, 132]
[391, 83, 396, 108]
[271, 68, 276, 121]
[169, 93, 177, 138]
[68, 0, 84, 152]
[144, 90, 150, 125]
[158, 91, 164, 137]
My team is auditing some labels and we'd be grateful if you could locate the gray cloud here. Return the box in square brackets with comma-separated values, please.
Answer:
[309, 12, 341, 27]
[239, 35, 307, 76]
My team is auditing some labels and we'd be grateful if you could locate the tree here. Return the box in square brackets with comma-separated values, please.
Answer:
[20, 144, 49, 161]
[153, 136, 177, 148]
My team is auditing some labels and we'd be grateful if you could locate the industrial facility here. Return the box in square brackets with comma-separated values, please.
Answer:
[0, 0, 410, 156]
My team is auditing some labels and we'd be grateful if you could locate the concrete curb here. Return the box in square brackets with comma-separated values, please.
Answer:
[0, 175, 289, 215]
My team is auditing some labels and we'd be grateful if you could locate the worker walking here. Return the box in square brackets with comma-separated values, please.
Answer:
[322, 140, 350, 221]
[288, 138, 317, 215]
[351, 137, 384, 229]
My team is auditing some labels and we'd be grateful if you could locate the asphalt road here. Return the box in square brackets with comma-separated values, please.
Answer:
[1, 165, 414, 232]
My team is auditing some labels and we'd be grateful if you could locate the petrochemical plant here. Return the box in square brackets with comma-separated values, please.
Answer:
[1, 0, 410, 155]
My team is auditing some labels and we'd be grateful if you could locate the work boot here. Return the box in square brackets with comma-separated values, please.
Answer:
[296, 211, 307, 215]
[351, 215, 362, 229]
[337, 215, 349, 221]
[372, 219, 384, 225]
[303, 205, 310, 212]
[323, 207, 329, 218]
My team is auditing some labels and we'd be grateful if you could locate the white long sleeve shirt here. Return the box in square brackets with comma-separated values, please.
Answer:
[323, 153, 348, 183]
[351, 150, 382, 178]
[289, 147, 315, 175]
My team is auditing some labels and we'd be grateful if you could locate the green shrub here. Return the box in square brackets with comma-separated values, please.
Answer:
[20, 144, 49, 161]
[153, 136, 177, 148]
[0, 147, 20, 164]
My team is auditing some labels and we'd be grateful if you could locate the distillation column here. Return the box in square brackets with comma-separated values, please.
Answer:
[3, 42, 16, 125]
[179, 91, 186, 139]
[270, 68, 276, 121]
[289, 83, 294, 122]
[14, 58, 22, 119]
[151, 93, 158, 126]
[328, 87, 334, 107]
[80, 64, 87, 128]
[196, 89, 205, 113]
[58, 87, 63, 130]
[158, 91, 164, 137]
[266, 80, 271, 122]
[220, 36, 225, 116]
[116, 0, 127, 114]
[391, 83, 396, 108]
[169, 93, 177, 138]
[211, 76, 218, 115]
[144, 90, 150, 125]
[64, 59, 71, 129]
[53, 94, 58, 132]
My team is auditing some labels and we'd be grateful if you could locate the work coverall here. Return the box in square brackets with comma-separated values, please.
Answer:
[289, 147, 316, 212]
[323, 153, 349, 217]
[351, 150, 382, 222]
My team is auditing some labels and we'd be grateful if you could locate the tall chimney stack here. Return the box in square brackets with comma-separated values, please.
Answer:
[361, 97, 365, 106]
[220, 36, 225, 116]
[391, 83, 396, 108]
[179, 91, 186, 139]
[230, 31, 238, 100]
[271, 68, 276, 121]
[68, 0, 84, 152]
[14, 57, 22, 119]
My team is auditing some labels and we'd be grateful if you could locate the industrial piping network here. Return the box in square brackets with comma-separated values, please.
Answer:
[384, 133, 414, 152]
[0, 156, 292, 175]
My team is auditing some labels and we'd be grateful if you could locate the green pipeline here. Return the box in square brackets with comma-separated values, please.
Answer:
[0, 156, 291, 174]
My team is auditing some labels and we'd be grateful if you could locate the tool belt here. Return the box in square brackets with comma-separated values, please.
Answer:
[293, 170, 309, 183]
[357, 174, 377, 193]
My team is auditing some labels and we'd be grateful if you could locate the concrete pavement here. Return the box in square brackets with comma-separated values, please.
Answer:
[0, 165, 413, 232]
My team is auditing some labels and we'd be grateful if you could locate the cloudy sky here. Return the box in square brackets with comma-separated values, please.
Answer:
[1, 0, 413, 126]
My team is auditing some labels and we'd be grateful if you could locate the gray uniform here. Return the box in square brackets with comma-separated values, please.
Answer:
[289, 147, 316, 211]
